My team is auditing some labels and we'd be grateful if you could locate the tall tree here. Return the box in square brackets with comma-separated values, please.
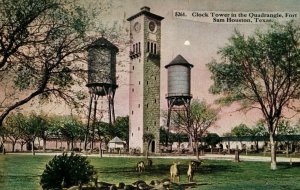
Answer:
[59, 116, 83, 151]
[4, 113, 25, 152]
[172, 100, 219, 160]
[0, 0, 96, 126]
[208, 22, 300, 170]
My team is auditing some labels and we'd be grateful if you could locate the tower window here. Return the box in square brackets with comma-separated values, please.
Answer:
[132, 88, 134, 92]
[133, 44, 135, 53]
[139, 81, 141, 85]
[132, 66, 134, 70]
[136, 43, 138, 53]
[147, 42, 150, 52]
[147, 81, 148, 85]
[132, 110, 134, 115]
[138, 42, 141, 53]
[150, 42, 153, 53]
[154, 76, 156, 80]
[154, 99, 156, 103]
[138, 127, 140, 131]
[146, 104, 148, 108]
[154, 121, 156, 126]
[154, 43, 157, 54]
[132, 133, 133, 136]
[138, 104, 140, 108]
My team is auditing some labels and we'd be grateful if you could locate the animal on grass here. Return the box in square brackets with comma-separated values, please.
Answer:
[187, 161, 195, 182]
[147, 158, 153, 167]
[136, 161, 145, 172]
[170, 161, 180, 183]
[190, 160, 202, 170]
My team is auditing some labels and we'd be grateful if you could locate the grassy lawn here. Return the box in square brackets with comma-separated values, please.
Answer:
[1, 154, 300, 190]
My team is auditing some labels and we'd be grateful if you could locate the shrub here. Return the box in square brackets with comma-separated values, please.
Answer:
[40, 152, 95, 189]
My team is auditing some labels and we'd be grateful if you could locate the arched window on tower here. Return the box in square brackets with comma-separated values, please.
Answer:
[138, 42, 141, 53]
[147, 41, 150, 52]
[133, 44, 135, 54]
[136, 43, 138, 53]
[154, 43, 157, 54]
[150, 42, 153, 54]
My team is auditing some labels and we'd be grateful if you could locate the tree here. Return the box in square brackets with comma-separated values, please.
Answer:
[59, 116, 84, 151]
[0, 0, 95, 127]
[143, 132, 155, 159]
[113, 116, 129, 146]
[231, 123, 252, 149]
[94, 121, 110, 157]
[204, 133, 222, 153]
[0, 125, 6, 152]
[24, 113, 48, 155]
[40, 152, 95, 189]
[34, 113, 51, 152]
[277, 120, 299, 156]
[173, 100, 219, 159]
[208, 22, 300, 169]
[4, 113, 25, 152]
[250, 120, 268, 152]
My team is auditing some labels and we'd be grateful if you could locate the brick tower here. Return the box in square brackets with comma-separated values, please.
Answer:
[127, 7, 164, 153]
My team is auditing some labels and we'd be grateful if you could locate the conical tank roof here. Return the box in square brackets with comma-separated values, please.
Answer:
[165, 54, 193, 68]
[88, 37, 119, 53]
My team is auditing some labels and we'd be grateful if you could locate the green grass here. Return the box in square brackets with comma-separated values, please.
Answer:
[1, 155, 300, 190]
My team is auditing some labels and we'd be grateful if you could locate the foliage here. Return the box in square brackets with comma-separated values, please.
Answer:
[204, 133, 222, 147]
[231, 123, 252, 137]
[250, 120, 268, 137]
[0, 0, 97, 126]
[143, 132, 155, 146]
[159, 128, 188, 144]
[40, 153, 95, 189]
[113, 116, 129, 143]
[4, 113, 25, 151]
[94, 116, 129, 144]
[143, 132, 155, 158]
[172, 100, 219, 158]
[207, 21, 300, 169]
[58, 116, 84, 150]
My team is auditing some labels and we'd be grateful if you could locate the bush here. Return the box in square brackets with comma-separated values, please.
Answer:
[40, 152, 95, 189]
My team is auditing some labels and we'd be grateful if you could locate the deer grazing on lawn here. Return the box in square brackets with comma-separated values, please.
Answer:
[170, 162, 180, 183]
[136, 161, 145, 172]
[190, 160, 202, 170]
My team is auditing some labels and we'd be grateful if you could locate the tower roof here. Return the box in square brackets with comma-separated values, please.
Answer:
[165, 54, 194, 68]
[88, 37, 119, 53]
[127, 6, 164, 21]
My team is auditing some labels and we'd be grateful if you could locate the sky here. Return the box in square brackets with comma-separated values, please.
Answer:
[7, 0, 300, 134]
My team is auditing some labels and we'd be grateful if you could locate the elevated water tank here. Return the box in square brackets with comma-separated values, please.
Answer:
[165, 54, 193, 105]
[86, 37, 118, 95]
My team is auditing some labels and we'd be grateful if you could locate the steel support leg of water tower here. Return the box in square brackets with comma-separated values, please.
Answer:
[166, 98, 176, 147]
[84, 93, 94, 151]
[90, 95, 98, 151]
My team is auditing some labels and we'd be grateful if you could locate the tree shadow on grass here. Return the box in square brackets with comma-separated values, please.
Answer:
[197, 164, 239, 175]
[277, 162, 300, 170]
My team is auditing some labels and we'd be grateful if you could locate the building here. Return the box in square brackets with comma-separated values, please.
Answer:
[127, 7, 164, 153]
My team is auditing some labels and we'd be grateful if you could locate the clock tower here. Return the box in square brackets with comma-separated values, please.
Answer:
[127, 7, 164, 153]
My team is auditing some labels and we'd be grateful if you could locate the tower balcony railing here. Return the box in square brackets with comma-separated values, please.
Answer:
[129, 51, 141, 59]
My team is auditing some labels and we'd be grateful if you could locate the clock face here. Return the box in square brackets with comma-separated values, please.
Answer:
[134, 22, 141, 32]
[148, 21, 156, 32]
